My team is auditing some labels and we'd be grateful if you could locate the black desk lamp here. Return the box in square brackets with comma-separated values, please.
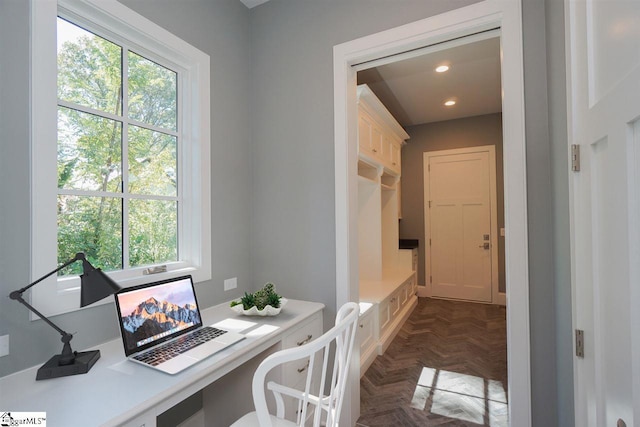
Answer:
[9, 252, 121, 380]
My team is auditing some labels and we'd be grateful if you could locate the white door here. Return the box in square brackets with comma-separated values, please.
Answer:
[566, 1, 640, 426]
[424, 147, 498, 302]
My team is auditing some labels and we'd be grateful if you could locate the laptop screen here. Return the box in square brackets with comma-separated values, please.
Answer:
[114, 275, 203, 356]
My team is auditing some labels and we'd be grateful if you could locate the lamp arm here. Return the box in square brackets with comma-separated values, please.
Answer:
[8, 253, 84, 339]
[12, 253, 82, 295]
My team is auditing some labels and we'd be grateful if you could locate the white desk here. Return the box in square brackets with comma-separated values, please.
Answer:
[0, 299, 324, 427]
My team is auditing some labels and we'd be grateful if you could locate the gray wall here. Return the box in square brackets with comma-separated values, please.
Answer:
[522, 0, 573, 425]
[0, 0, 253, 376]
[399, 113, 505, 292]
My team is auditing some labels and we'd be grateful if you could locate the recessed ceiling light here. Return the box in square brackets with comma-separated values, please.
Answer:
[435, 65, 450, 73]
[444, 99, 456, 107]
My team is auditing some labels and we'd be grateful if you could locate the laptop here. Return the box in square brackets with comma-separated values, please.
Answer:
[114, 275, 245, 374]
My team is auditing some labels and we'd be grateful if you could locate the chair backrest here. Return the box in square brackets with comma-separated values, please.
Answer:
[252, 302, 360, 427]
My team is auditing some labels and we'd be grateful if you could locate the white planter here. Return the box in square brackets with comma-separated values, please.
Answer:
[230, 298, 288, 317]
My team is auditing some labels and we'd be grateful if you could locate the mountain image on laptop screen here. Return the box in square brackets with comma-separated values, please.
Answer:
[118, 280, 202, 350]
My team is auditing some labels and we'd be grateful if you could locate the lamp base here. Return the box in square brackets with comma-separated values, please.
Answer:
[36, 350, 101, 380]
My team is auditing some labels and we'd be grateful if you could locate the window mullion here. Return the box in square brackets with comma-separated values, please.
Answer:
[57, 99, 179, 138]
[122, 46, 130, 270]
[57, 99, 124, 124]
[176, 72, 183, 261]
[57, 189, 124, 198]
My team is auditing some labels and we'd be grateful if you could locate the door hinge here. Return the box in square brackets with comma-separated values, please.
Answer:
[571, 144, 581, 172]
[428, 200, 432, 208]
[429, 238, 431, 246]
[430, 275, 432, 284]
[575, 329, 584, 358]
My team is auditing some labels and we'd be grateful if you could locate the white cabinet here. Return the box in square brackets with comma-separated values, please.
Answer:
[358, 304, 377, 377]
[378, 298, 391, 336]
[280, 312, 323, 422]
[412, 248, 418, 273]
[359, 271, 418, 375]
[357, 85, 414, 376]
[357, 84, 408, 176]
[357, 85, 408, 283]
[358, 113, 376, 160]
[376, 273, 417, 356]
[384, 135, 402, 175]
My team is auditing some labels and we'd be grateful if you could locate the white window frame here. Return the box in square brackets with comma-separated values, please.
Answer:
[31, 0, 211, 317]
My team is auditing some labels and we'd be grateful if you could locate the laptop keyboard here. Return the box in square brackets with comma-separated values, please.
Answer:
[133, 327, 227, 366]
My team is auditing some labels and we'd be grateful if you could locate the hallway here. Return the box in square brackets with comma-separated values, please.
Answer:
[358, 297, 508, 426]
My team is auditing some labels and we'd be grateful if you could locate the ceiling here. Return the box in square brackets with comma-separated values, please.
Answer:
[357, 36, 502, 128]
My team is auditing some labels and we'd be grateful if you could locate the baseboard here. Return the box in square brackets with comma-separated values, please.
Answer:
[416, 285, 430, 298]
[418, 286, 506, 306]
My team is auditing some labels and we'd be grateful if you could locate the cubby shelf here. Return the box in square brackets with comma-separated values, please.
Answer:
[356, 84, 413, 375]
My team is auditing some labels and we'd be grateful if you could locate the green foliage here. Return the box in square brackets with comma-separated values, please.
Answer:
[266, 291, 281, 308]
[58, 195, 122, 275]
[128, 51, 177, 131]
[239, 292, 256, 311]
[232, 283, 282, 311]
[57, 20, 122, 115]
[128, 126, 177, 197]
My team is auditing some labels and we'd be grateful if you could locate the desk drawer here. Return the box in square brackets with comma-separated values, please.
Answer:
[282, 313, 322, 349]
[281, 313, 323, 387]
[282, 356, 322, 387]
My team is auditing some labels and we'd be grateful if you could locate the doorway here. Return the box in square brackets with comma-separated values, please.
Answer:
[334, 2, 530, 426]
[354, 35, 506, 424]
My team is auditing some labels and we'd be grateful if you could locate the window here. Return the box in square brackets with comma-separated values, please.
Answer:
[31, 0, 211, 317]
[57, 17, 179, 274]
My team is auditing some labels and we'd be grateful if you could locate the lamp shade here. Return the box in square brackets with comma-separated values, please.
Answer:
[80, 257, 121, 307]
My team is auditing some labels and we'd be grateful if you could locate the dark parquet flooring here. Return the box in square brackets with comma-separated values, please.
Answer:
[358, 297, 508, 427]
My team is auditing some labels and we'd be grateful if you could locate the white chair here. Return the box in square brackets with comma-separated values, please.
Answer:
[230, 302, 360, 427]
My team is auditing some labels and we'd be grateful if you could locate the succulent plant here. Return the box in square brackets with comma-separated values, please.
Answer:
[266, 290, 281, 308]
[239, 291, 256, 310]
[231, 282, 281, 311]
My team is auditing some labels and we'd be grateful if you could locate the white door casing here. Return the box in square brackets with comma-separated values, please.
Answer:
[334, 1, 530, 426]
[424, 146, 499, 303]
[566, 1, 640, 426]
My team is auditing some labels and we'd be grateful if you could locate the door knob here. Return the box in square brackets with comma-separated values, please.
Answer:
[478, 243, 490, 250]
